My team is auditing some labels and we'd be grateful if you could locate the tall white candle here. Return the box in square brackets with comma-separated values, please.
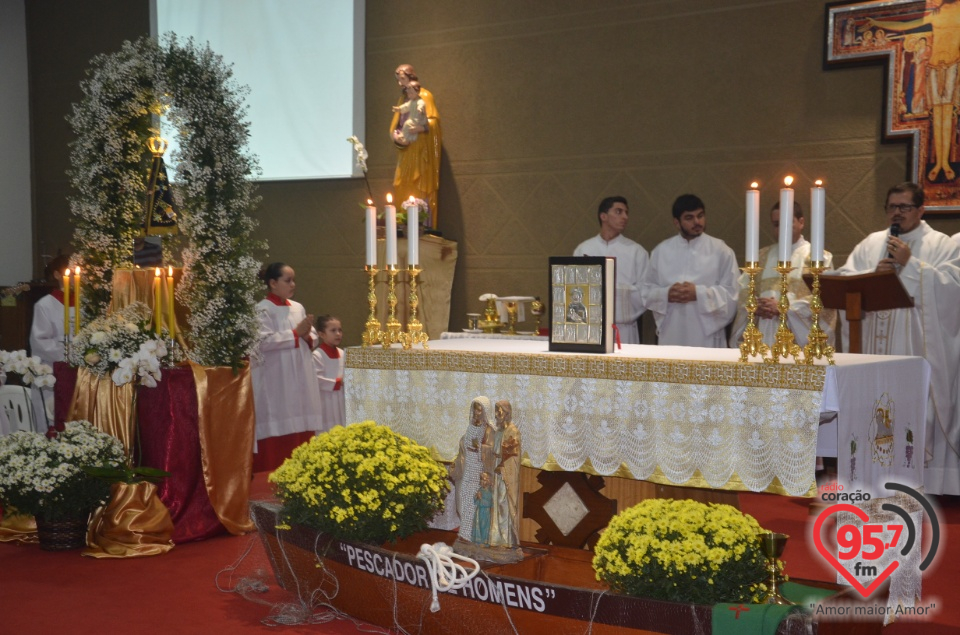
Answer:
[778, 177, 794, 262]
[810, 180, 825, 263]
[365, 200, 377, 267]
[404, 196, 419, 266]
[745, 183, 760, 263]
[385, 194, 398, 267]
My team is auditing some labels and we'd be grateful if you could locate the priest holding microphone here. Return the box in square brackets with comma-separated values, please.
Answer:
[834, 181, 960, 495]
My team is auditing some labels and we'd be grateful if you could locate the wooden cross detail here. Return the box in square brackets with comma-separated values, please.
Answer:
[826, 1, 960, 211]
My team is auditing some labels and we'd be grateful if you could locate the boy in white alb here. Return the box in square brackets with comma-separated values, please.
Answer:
[312, 315, 345, 432]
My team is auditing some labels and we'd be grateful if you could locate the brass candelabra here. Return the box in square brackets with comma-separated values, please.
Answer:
[362, 266, 383, 347]
[769, 262, 802, 364]
[381, 265, 403, 348]
[400, 266, 429, 349]
[802, 261, 835, 365]
[738, 262, 769, 363]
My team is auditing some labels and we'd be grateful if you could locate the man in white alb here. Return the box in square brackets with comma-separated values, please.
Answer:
[573, 196, 649, 344]
[642, 194, 739, 347]
[834, 182, 960, 495]
[729, 201, 836, 348]
[952, 231, 960, 246]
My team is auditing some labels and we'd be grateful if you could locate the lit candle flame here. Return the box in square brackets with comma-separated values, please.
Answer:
[784, 176, 794, 187]
[366, 199, 373, 206]
[750, 181, 759, 189]
[168, 265, 173, 276]
[407, 195, 416, 204]
[155, 267, 161, 277]
[74, 266, 80, 275]
[386, 193, 393, 204]
[815, 179, 823, 186]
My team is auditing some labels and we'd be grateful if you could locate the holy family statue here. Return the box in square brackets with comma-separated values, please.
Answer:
[390, 64, 441, 230]
[448, 396, 523, 563]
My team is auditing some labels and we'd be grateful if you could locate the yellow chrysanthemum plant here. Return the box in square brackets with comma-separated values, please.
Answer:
[592, 499, 774, 605]
[269, 422, 450, 545]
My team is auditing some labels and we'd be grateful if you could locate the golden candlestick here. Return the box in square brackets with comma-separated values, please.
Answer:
[504, 301, 520, 335]
[361, 265, 383, 347]
[738, 262, 769, 363]
[802, 261, 835, 365]
[380, 265, 403, 348]
[769, 261, 802, 364]
[401, 266, 430, 349]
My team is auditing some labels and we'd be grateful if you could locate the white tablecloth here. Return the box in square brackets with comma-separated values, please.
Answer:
[345, 340, 927, 497]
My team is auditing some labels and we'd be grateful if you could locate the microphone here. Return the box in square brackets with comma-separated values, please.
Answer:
[888, 223, 900, 259]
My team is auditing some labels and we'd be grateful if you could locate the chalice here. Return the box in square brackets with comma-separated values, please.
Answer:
[757, 532, 793, 605]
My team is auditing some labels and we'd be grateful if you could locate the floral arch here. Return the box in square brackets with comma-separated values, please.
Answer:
[67, 35, 263, 369]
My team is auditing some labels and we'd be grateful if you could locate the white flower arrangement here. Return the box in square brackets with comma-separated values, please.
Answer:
[67, 34, 264, 370]
[346, 135, 369, 173]
[66, 302, 182, 386]
[347, 135, 374, 202]
[0, 350, 56, 390]
[0, 420, 127, 521]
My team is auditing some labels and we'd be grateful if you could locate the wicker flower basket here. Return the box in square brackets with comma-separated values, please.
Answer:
[36, 513, 90, 551]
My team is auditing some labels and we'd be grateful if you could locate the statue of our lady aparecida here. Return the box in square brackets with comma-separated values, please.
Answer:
[448, 396, 523, 563]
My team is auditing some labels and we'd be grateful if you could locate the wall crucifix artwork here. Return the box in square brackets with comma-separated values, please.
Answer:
[826, 0, 960, 211]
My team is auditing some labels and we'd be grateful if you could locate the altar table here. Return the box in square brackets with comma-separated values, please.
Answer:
[345, 340, 927, 498]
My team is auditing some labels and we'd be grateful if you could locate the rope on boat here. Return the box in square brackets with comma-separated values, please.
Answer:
[416, 542, 480, 613]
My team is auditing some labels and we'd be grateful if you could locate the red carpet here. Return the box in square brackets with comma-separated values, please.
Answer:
[1, 475, 957, 634]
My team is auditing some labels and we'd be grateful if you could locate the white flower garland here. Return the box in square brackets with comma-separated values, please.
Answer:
[67, 35, 264, 370]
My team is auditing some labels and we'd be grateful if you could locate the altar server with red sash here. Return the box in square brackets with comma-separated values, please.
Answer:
[312, 315, 345, 432]
[251, 262, 322, 473]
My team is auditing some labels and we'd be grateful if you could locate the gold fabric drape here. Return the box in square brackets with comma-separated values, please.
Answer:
[109, 268, 185, 346]
[0, 511, 38, 544]
[68, 368, 136, 453]
[83, 481, 174, 558]
[190, 362, 255, 534]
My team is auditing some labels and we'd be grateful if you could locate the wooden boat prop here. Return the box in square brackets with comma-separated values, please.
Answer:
[251, 501, 881, 635]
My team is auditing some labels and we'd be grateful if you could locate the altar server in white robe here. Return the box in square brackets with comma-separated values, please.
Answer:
[729, 201, 836, 348]
[251, 262, 323, 473]
[642, 194, 739, 347]
[312, 314, 345, 432]
[28, 255, 72, 428]
[573, 196, 649, 344]
[834, 182, 960, 495]
[953, 231, 960, 246]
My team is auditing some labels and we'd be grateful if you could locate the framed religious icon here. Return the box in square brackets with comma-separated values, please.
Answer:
[548, 256, 615, 354]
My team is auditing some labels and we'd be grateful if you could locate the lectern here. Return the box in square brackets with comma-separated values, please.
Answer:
[807, 270, 914, 353]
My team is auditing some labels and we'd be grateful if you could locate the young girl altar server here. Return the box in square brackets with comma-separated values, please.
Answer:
[251, 262, 323, 473]
[312, 315, 346, 432]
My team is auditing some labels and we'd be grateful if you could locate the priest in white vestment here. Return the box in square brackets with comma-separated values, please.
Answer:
[729, 201, 836, 348]
[833, 182, 960, 495]
[28, 256, 72, 429]
[642, 194, 739, 347]
[573, 196, 649, 344]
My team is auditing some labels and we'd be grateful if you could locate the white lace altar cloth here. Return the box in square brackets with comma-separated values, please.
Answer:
[346, 341, 831, 496]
